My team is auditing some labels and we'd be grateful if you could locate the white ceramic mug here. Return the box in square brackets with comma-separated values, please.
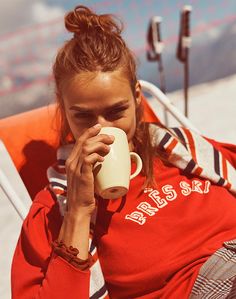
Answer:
[94, 127, 143, 199]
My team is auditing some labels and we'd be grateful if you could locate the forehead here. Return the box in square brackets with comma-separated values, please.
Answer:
[63, 71, 134, 109]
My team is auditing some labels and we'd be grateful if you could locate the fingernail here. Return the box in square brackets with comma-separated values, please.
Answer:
[94, 124, 101, 129]
[109, 135, 115, 141]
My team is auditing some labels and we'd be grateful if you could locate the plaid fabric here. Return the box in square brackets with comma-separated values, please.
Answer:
[190, 239, 236, 299]
[227, 276, 236, 299]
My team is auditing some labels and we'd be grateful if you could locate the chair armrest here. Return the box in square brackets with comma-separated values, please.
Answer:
[0, 140, 31, 220]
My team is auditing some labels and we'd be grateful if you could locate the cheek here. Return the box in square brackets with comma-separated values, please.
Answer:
[122, 107, 137, 141]
[128, 117, 137, 140]
[66, 114, 94, 140]
[65, 112, 79, 138]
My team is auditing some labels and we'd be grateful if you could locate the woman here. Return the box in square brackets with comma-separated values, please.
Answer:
[11, 5, 236, 299]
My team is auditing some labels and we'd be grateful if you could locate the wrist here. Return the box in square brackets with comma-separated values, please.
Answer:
[62, 210, 91, 230]
[66, 204, 96, 219]
[58, 209, 92, 259]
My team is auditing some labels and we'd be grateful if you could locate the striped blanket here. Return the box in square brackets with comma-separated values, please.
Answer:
[47, 125, 236, 298]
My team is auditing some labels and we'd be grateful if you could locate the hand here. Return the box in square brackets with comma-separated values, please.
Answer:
[65, 124, 114, 216]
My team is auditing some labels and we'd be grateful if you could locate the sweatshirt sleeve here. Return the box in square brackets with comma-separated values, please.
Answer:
[11, 190, 90, 299]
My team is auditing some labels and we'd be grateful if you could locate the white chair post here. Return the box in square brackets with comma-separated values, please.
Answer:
[0, 140, 31, 220]
[0, 171, 28, 220]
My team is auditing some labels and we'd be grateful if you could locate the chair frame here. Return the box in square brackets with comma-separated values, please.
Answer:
[140, 80, 200, 133]
[0, 140, 30, 220]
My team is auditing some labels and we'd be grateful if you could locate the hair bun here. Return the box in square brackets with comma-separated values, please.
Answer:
[65, 5, 122, 37]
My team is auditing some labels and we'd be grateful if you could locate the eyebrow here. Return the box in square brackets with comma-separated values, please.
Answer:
[69, 100, 129, 113]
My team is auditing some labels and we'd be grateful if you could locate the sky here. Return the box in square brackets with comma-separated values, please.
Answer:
[1, 0, 236, 51]
[0, 0, 236, 117]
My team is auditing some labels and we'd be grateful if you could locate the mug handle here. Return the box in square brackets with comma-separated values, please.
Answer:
[130, 152, 143, 180]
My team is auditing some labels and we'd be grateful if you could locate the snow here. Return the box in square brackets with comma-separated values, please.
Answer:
[147, 73, 236, 144]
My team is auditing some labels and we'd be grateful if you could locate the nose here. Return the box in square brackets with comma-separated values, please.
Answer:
[97, 115, 113, 127]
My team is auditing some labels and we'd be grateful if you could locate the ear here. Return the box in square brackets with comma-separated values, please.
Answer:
[134, 81, 142, 106]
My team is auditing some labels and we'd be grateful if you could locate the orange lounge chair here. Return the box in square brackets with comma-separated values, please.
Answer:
[0, 96, 159, 200]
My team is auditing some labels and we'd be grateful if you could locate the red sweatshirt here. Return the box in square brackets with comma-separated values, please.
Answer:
[11, 140, 236, 299]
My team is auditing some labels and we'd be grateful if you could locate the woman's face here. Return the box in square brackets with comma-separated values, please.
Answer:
[62, 70, 141, 149]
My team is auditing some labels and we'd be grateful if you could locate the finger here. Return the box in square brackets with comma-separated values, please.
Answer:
[67, 124, 102, 165]
[85, 133, 115, 146]
[79, 124, 103, 143]
[81, 153, 104, 174]
[67, 141, 111, 180]
[82, 141, 111, 157]
[67, 127, 115, 167]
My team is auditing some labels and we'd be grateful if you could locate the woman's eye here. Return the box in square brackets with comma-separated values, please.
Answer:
[74, 113, 93, 119]
[73, 106, 128, 122]
[73, 113, 96, 124]
[106, 107, 127, 120]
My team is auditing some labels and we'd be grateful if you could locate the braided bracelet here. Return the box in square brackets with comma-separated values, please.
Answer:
[52, 240, 93, 270]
